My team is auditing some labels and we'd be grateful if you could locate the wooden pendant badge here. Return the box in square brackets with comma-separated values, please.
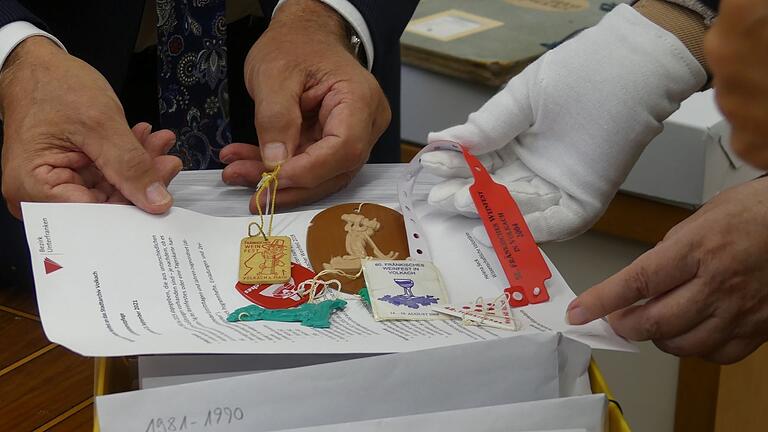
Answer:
[238, 235, 292, 285]
[307, 203, 410, 293]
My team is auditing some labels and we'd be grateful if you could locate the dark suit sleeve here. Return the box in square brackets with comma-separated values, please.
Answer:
[698, 0, 719, 11]
[341, 0, 419, 68]
[0, 1, 46, 28]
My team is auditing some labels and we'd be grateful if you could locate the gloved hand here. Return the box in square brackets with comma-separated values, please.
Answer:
[422, 4, 706, 243]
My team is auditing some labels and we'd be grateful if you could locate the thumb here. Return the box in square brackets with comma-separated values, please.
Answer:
[427, 66, 536, 153]
[90, 126, 173, 214]
[471, 225, 493, 248]
[252, 71, 304, 169]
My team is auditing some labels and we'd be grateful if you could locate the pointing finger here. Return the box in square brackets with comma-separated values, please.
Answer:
[567, 238, 699, 325]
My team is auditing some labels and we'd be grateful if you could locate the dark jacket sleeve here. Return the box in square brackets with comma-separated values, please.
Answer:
[698, 0, 719, 11]
[341, 0, 419, 68]
[0, 0, 46, 29]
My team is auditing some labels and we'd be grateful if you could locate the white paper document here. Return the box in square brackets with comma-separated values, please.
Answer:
[275, 395, 606, 432]
[23, 198, 632, 356]
[96, 333, 597, 431]
[167, 164, 437, 216]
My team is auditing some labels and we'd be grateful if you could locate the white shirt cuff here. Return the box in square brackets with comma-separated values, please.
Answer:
[274, 0, 374, 70]
[0, 21, 66, 72]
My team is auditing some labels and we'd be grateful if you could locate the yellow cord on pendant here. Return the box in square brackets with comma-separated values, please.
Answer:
[252, 164, 281, 240]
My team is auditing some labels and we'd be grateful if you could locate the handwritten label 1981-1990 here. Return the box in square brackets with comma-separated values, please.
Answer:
[144, 407, 244, 432]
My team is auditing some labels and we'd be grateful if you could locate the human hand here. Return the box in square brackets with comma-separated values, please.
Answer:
[421, 5, 706, 243]
[706, 0, 768, 170]
[220, 0, 390, 211]
[0, 37, 182, 219]
[567, 178, 768, 364]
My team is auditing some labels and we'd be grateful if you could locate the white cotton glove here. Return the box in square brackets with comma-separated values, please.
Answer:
[422, 4, 706, 243]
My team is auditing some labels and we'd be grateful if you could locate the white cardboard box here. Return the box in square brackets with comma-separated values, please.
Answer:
[622, 91, 764, 207]
[401, 65, 764, 208]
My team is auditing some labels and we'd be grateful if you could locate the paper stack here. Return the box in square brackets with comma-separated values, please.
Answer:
[22, 166, 630, 431]
[97, 333, 608, 432]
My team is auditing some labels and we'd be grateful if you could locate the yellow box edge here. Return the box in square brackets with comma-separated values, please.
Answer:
[589, 358, 632, 432]
[95, 357, 631, 432]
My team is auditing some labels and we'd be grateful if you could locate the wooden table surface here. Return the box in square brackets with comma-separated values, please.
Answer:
[0, 276, 95, 431]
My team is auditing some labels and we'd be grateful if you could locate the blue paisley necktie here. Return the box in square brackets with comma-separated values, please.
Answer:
[156, 0, 231, 170]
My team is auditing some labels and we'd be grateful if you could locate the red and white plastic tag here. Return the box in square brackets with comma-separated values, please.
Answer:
[432, 298, 519, 331]
[235, 263, 316, 309]
[398, 141, 551, 308]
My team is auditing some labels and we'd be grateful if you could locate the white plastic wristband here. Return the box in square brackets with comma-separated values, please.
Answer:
[397, 141, 463, 262]
[0, 21, 66, 72]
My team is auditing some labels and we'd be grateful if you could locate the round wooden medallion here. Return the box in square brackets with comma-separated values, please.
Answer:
[306, 203, 410, 294]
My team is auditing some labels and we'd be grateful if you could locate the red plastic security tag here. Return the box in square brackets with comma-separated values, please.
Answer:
[461, 146, 551, 307]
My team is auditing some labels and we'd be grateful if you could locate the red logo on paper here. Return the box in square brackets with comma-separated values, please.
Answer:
[235, 263, 315, 309]
[44, 257, 62, 274]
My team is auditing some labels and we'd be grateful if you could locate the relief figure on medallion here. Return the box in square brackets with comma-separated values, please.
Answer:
[323, 213, 398, 272]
